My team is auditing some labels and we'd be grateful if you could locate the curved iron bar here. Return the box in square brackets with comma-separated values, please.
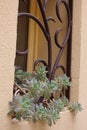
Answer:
[15, 66, 21, 71]
[57, 65, 66, 74]
[16, 49, 28, 56]
[37, 0, 52, 77]
[18, 12, 49, 41]
[54, 28, 63, 49]
[34, 59, 48, 70]
[51, 0, 71, 79]
[17, 11, 48, 69]
[47, 17, 56, 22]
[18, 11, 52, 77]
[38, 0, 49, 34]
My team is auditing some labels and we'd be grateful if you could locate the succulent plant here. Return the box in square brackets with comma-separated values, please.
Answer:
[8, 66, 82, 126]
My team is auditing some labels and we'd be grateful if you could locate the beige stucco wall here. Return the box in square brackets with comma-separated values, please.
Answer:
[0, 0, 87, 130]
[0, 0, 18, 129]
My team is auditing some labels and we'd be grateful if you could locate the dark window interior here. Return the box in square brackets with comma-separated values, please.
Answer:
[15, 0, 29, 70]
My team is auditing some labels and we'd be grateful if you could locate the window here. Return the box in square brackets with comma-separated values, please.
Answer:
[14, 0, 73, 98]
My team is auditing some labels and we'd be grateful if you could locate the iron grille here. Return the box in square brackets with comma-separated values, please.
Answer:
[15, 0, 72, 81]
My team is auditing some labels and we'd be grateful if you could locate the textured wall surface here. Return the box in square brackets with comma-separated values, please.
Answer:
[0, 0, 18, 129]
[0, 0, 87, 130]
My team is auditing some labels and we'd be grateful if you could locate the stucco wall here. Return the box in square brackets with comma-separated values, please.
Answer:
[0, 0, 87, 130]
[0, 0, 18, 129]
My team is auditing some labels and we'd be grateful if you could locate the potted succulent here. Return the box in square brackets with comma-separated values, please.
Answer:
[8, 65, 82, 126]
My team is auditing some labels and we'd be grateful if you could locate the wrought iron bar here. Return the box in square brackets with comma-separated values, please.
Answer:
[37, 0, 52, 78]
[51, 0, 71, 79]
[16, 49, 28, 56]
[18, 12, 49, 40]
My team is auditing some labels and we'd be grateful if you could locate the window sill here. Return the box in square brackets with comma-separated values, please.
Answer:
[10, 109, 77, 130]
